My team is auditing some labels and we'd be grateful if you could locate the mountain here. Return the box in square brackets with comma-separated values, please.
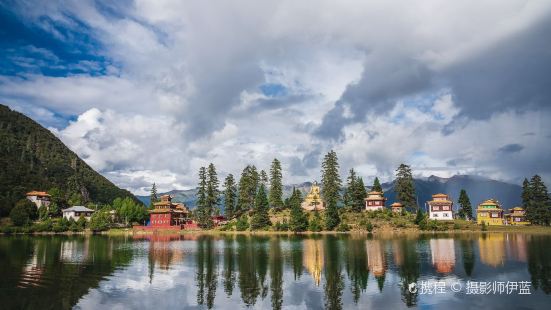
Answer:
[142, 175, 522, 216]
[0, 104, 139, 216]
[380, 175, 522, 214]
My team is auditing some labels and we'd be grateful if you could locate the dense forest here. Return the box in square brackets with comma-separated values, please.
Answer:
[0, 104, 138, 216]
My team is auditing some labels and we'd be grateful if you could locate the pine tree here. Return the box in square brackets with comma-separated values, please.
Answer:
[269, 158, 284, 211]
[289, 188, 308, 232]
[457, 189, 473, 220]
[353, 177, 367, 212]
[206, 163, 220, 215]
[196, 166, 213, 229]
[372, 177, 382, 192]
[308, 211, 323, 232]
[223, 174, 237, 219]
[236, 165, 259, 216]
[526, 175, 551, 225]
[149, 182, 158, 208]
[343, 168, 357, 210]
[260, 170, 269, 187]
[321, 150, 342, 230]
[521, 178, 531, 209]
[250, 184, 271, 230]
[395, 163, 417, 212]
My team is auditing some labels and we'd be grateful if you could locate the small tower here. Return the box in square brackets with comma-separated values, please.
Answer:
[364, 191, 386, 211]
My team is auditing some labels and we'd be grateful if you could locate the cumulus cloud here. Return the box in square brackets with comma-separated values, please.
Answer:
[1, 0, 550, 194]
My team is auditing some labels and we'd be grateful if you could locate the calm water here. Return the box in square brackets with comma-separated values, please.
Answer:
[0, 233, 550, 309]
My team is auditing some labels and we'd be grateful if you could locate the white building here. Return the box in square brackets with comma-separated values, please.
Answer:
[427, 193, 453, 220]
[364, 191, 386, 211]
[62, 206, 95, 221]
[26, 191, 51, 209]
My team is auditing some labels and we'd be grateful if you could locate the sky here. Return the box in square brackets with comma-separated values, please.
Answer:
[1, 0, 550, 195]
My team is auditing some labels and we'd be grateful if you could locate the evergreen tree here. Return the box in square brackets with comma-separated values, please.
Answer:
[236, 165, 259, 216]
[457, 189, 473, 220]
[260, 170, 269, 187]
[308, 211, 323, 232]
[321, 150, 342, 230]
[149, 182, 158, 208]
[526, 175, 551, 225]
[522, 178, 531, 208]
[353, 177, 367, 212]
[343, 168, 358, 210]
[223, 174, 237, 219]
[289, 188, 308, 232]
[269, 158, 284, 210]
[372, 177, 382, 192]
[250, 184, 271, 230]
[395, 163, 418, 212]
[196, 166, 213, 229]
[206, 163, 220, 216]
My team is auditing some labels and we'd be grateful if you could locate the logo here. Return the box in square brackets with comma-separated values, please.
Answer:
[408, 282, 417, 293]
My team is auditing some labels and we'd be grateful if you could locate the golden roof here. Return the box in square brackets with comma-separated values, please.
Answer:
[368, 191, 383, 195]
[26, 191, 50, 197]
[511, 207, 525, 211]
[390, 202, 403, 207]
[432, 193, 448, 198]
[479, 199, 500, 206]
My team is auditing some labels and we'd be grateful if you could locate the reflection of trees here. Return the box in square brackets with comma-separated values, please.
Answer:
[324, 236, 344, 310]
[506, 233, 527, 263]
[366, 238, 386, 292]
[460, 237, 475, 277]
[527, 235, 551, 294]
[395, 238, 419, 307]
[196, 235, 218, 309]
[0, 236, 133, 309]
[430, 238, 455, 274]
[223, 236, 236, 297]
[269, 237, 283, 310]
[345, 237, 368, 303]
[478, 234, 505, 267]
[237, 235, 269, 306]
[303, 238, 324, 286]
[289, 235, 303, 280]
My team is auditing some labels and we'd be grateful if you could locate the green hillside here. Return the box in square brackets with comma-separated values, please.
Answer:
[0, 104, 139, 216]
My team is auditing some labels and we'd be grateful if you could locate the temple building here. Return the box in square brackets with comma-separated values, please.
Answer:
[476, 199, 504, 226]
[505, 207, 530, 225]
[26, 191, 51, 209]
[364, 191, 386, 211]
[149, 195, 190, 228]
[427, 194, 453, 220]
[390, 202, 404, 213]
[301, 182, 325, 211]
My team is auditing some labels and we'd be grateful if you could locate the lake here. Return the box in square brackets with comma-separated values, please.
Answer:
[0, 233, 550, 309]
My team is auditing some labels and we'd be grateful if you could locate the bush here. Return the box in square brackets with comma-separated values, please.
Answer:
[236, 215, 249, 231]
[10, 202, 32, 226]
[89, 211, 110, 232]
[308, 212, 323, 232]
[336, 222, 350, 232]
[274, 219, 289, 231]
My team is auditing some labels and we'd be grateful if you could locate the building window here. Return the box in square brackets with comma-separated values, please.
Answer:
[434, 213, 438, 217]
[433, 206, 440, 211]
[491, 213, 499, 218]
[444, 213, 448, 217]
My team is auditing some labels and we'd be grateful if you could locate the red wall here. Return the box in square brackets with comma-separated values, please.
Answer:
[150, 213, 173, 227]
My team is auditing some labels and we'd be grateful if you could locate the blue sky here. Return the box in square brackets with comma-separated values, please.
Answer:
[1, 1, 550, 195]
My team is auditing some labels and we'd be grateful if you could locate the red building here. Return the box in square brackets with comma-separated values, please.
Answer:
[149, 195, 190, 228]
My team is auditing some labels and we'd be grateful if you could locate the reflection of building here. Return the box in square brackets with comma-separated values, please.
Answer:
[506, 233, 527, 262]
[392, 240, 404, 266]
[303, 239, 324, 285]
[390, 202, 404, 213]
[505, 207, 530, 225]
[149, 195, 191, 228]
[366, 239, 386, 277]
[26, 191, 51, 209]
[430, 238, 455, 273]
[477, 199, 504, 226]
[60, 238, 90, 263]
[427, 194, 453, 220]
[479, 234, 505, 267]
[301, 182, 325, 211]
[144, 234, 184, 270]
[364, 191, 386, 211]
[62, 206, 95, 221]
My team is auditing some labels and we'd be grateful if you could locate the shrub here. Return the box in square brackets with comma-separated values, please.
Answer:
[89, 211, 110, 232]
[10, 202, 31, 226]
[235, 215, 249, 231]
[308, 212, 323, 232]
[336, 222, 350, 232]
[274, 219, 290, 231]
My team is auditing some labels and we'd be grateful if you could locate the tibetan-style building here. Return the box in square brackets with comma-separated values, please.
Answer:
[364, 191, 386, 211]
[390, 202, 404, 213]
[26, 191, 51, 209]
[476, 199, 504, 226]
[149, 195, 190, 228]
[505, 207, 530, 225]
[427, 193, 453, 220]
[301, 182, 325, 211]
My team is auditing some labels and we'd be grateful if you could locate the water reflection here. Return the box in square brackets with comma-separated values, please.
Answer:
[1, 233, 551, 309]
